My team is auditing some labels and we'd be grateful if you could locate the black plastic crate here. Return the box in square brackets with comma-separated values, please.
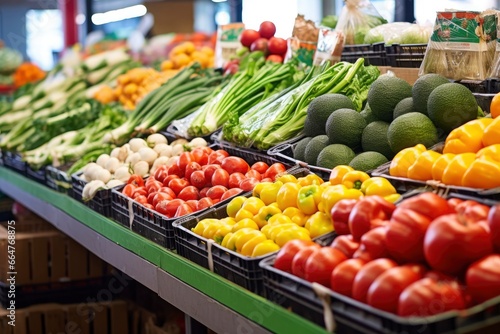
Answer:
[260, 255, 500, 333]
[385, 43, 427, 68]
[45, 165, 72, 195]
[26, 165, 46, 184]
[0, 276, 112, 309]
[2, 151, 26, 175]
[473, 93, 495, 114]
[341, 43, 387, 66]
[71, 172, 113, 217]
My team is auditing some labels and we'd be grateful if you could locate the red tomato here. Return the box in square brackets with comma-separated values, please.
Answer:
[190, 170, 208, 189]
[197, 197, 214, 211]
[168, 178, 190, 195]
[163, 174, 180, 186]
[275, 240, 319, 273]
[167, 164, 184, 177]
[424, 214, 493, 276]
[208, 150, 229, 165]
[488, 204, 500, 252]
[212, 168, 230, 188]
[206, 185, 228, 201]
[353, 226, 389, 262]
[367, 264, 427, 313]
[331, 258, 366, 297]
[154, 165, 169, 183]
[177, 186, 200, 201]
[398, 192, 453, 220]
[330, 199, 357, 235]
[127, 175, 144, 187]
[203, 164, 221, 183]
[143, 203, 154, 210]
[132, 187, 148, 198]
[146, 180, 162, 194]
[134, 195, 148, 205]
[199, 187, 210, 198]
[228, 172, 246, 188]
[219, 188, 243, 202]
[250, 38, 269, 55]
[385, 207, 432, 263]
[258, 21, 276, 39]
[266, 54, 283, 63]
[185, 200, 199, 211]
[221, 156, 250, 174]
[291, 247, 319, 279]
[398, 277, 466, 317]
[147, 191, 158, 205]
[466, 254, 500, 304]
[239, 177, 260, 191]
[251, 161, 269, 174]
[240, 29, 261, 47]
[352, 258, 398, 303]
[260, 177, 273, 183]
[159, 187, 176, 199]
[245, 169, 262, 181]
[155, 199, 170, 216]
[191, 147, 209, 165]
[122, 184, 136, 198]
[263, 163, 286, 180]
[268, 37, 287, 55]
[152, 192, 174, 208]
[304, 247, 347, 287]
[185, 161, 202, 181]
[330, 235, 360, 258]
[447, 197, 464, 212]
[461, 202, 490, 223]
[164, 199, 186, 217]
[177, 152, 193, 172]
[174, 203, 194, 218]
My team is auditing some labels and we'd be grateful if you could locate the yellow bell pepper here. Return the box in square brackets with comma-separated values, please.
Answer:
[276, 182, 301, 210]
[407, 150, 442, 181]
[251, 240, 280, 257]
[389, 144, 426, 177]
[384, 193, 401, 203]
[305, 212, 333, 238]
[221, 232, 233, 248]
[201, 221, 224, 239]
[225, 228, 256, 251]
[275, 174, 298, 184]
[342, 171, 370, 190]
[318, 184, 363, 214]
[462, 158, 500, 189]
[476, 144, 500, 163]
[443, 118, 493, 154]
[235, 230, 265, 253]
[234, 208, 255, 222]
[267, 213, 294, 225]
[297, 173, 324, 187]
[431, 153, 456, 182]
[231, 218, 259, 232]
[441, 153, 476, 186]
[213, 224, 233, 244]
[297, 184, 323, 215]
[253, 205, 282, 228]
[252, 181, 274, 199]
[219, 217, 236, 225]
[258, 181, 283, 205]
[240, 197, 265, 215]
[275, 227, 311, 247]
[192, 218, 220, 236]
[361, 177, 397, 197]
[282, 207, 309, 226]
[482, 116, 500, 147]
[226, 196, 247, 218]
[329, 165, 354, 185]
[240, 233, 268, 256]
[263, 223, 302, 240]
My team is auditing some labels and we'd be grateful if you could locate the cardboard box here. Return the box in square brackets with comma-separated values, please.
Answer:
[378, 66, 420, 85]
[0, 300, 129, 334]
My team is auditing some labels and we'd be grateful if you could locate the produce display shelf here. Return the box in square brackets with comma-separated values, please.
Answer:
[0, 166, 328, 334]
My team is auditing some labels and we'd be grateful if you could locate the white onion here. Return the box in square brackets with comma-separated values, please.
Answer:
[189, 137, 208, 148]
[147, 133, 168, 147]
[138, 147, 158, 166]
[114, 165, 132, 182]
[106, 179, 125, 188]
[125, 152, 141, 166]
[129, 138, 148, 152]
[96, 154, 110, 168]
[95, 168, 111, 183]
[133, 161, 149, 177]
[105, 157, 121, 173]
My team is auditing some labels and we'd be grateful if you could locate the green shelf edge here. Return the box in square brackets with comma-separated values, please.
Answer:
[0, 167, 328, 334]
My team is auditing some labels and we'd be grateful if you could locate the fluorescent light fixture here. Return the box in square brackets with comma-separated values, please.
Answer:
[212, 0, 228, 3]
[75, 13, 86, 25]
[91, 5, 147, 26]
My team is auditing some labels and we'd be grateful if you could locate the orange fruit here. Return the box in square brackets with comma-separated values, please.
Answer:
[490, 92, 500, 118]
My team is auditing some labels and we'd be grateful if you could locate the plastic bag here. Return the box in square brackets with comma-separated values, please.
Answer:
[489, 11, 500, 78]
[335, 0, 387, 45]
[363, 22, 412, 45]
[287, 15, 320, 66]
[399, 22, 433, 44]
[313, 28, 345, 65]
[420, 10, 497, 81]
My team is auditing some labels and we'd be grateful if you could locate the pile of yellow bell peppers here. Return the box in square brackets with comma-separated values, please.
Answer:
[191, 168, 400, 257]
[390, 117, 500, 189]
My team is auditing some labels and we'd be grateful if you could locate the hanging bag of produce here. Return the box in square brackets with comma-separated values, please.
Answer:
[419, 10, 497, 81]
[335, 0, 387, 46]
[488, 12, 500, 78]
